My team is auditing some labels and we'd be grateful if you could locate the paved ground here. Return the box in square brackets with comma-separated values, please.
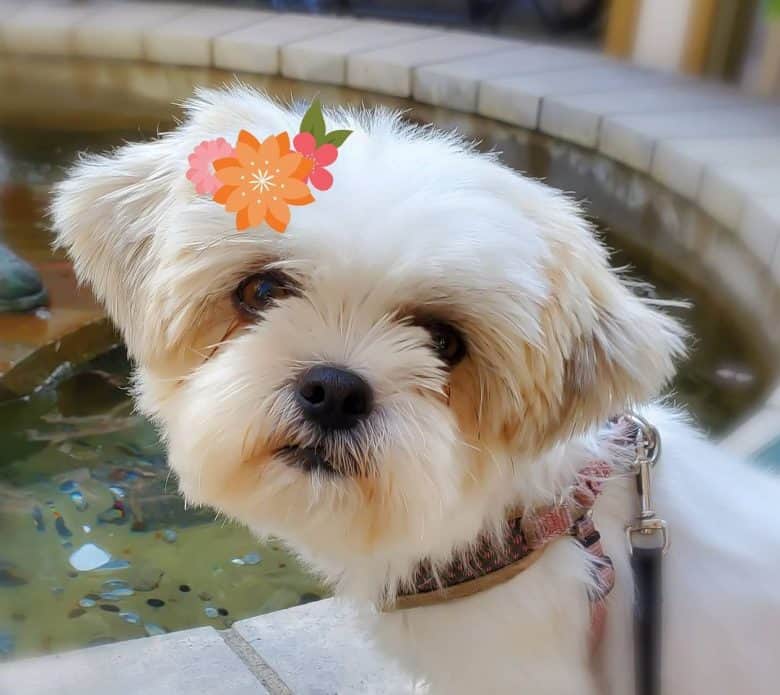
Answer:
[0, 599, 410, 695]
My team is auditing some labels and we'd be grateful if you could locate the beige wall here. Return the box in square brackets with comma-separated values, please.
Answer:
[632, 0, 696, 71]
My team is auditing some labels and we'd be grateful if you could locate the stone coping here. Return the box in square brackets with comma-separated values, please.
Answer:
[0, 3, 779, 687]
[0, 599, 414, 694]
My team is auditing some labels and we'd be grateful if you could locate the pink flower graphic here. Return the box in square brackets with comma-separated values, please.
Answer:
[186, 138, 236, 195]
[292, 132, 338, 191]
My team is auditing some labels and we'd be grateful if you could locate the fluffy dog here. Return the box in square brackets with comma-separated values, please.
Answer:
[52, 87, 780, 694]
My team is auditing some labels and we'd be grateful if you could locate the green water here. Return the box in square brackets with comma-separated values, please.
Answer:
[0, 349, 326, 659]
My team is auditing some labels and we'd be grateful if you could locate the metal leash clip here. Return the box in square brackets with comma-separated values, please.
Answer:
[624, 412, 669, 555]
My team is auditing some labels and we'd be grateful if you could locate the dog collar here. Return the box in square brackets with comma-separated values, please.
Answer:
[383, 435, 621, 647]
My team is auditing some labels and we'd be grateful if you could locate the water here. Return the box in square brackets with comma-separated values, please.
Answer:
[0, 349, 325, 659]
[0, 66, 771, 660]
[599, 226, 768, 434]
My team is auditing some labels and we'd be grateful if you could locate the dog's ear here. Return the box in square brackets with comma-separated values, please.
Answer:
[537, 240, 687, 445]
[555, 274, 685, 437]
[51, 140, 175, 362]
[496, 185, 687, 452]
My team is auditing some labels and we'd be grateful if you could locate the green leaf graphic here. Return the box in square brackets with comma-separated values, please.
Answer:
[323, 129, 353, 147]
[299, 98, 326, 144]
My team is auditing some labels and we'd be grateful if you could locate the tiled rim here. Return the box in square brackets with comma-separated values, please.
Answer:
[0, 2, 777, 446]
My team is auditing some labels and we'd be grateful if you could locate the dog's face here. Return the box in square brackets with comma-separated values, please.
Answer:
[52, 89, 683, 576]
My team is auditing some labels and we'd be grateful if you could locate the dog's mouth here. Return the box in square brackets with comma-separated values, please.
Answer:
[277, 445, 341, 476]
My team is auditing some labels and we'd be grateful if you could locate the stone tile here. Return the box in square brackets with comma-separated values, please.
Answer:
[478, 65, 672, 130]
[282, 20, 439, 86]
[144, 7, 273, 67]
[0, 2, 98, 55]
[0, 627, 267, 695]
[700, 166, 780, 231]
[600, 106, 780, 172]
[413, 44, 602, 112]
[652, 136, 780, 199]
[215, 13, 356, 76]
[74, 2, 192, 60]
[347, 32, 514, 98]
[540, 84, 748, 149]
[235, 598, 413, 693]
[740, 195, 780, 270]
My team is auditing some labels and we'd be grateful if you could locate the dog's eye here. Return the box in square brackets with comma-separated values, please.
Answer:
[424, 322, 466, 366]
[234, 272, 295, 317]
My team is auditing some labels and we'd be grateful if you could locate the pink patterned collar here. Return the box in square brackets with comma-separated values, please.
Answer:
[385, 449, 617, 647]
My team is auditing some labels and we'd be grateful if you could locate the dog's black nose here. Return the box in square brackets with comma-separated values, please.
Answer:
[296, 365, 373, 431]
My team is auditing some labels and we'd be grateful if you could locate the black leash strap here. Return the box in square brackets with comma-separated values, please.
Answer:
[631, 545, 663, 695]
[623, 413, 667, 695]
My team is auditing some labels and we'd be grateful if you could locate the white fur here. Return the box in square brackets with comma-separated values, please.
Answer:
[51, 86, 780, 694]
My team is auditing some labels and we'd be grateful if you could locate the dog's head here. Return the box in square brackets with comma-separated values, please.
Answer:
[51, 88, 684, 574]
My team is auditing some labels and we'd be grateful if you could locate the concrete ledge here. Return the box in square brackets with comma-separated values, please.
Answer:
[699, 165, 780, 231]
[0, 627, 268, 695]
[215, 13, 355, 76]
[540, 84, 748, 149]
[144, 7, 273, 67]
[234, 599, 412, 694]
[414, 44, 601, 113]
[282, 20, 438, 86]
[0, 3, 97, 55]
[347, 32, 514, 98]
[478, 65, 673, 130]
[600, 106, 780, 172]
[651, 136, 780, 200]
[74, 2, 192, 60]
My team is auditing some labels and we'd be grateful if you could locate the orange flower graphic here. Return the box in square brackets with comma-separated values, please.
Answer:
[212, 130, 314, 232]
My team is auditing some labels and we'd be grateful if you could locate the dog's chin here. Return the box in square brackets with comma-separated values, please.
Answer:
[276, 444, 345, 477]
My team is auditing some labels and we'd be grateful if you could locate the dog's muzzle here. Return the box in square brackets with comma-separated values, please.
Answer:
[274, 366, 379, 476]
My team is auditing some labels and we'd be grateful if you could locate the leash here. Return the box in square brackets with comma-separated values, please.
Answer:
[624, 413, 668, 695]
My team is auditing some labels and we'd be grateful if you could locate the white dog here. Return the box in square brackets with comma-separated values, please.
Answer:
[52, 87, 780, 694]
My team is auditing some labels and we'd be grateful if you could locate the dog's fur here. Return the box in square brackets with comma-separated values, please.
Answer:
[52, 87, 780, 694]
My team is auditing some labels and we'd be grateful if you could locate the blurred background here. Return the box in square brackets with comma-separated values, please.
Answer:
[240, 0, 780, 94]
[0, 0, 778, 676]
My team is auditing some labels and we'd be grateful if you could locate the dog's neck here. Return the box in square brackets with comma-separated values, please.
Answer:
[325, 420, 629, 605]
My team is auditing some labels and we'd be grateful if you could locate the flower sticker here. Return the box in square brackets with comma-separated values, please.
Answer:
[212, 131, 314, 232]
[292, 132, 337, 191]
[292, 99, 352, 191]
[186, 138, 235, 195]
[186, 99, 352, 233]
